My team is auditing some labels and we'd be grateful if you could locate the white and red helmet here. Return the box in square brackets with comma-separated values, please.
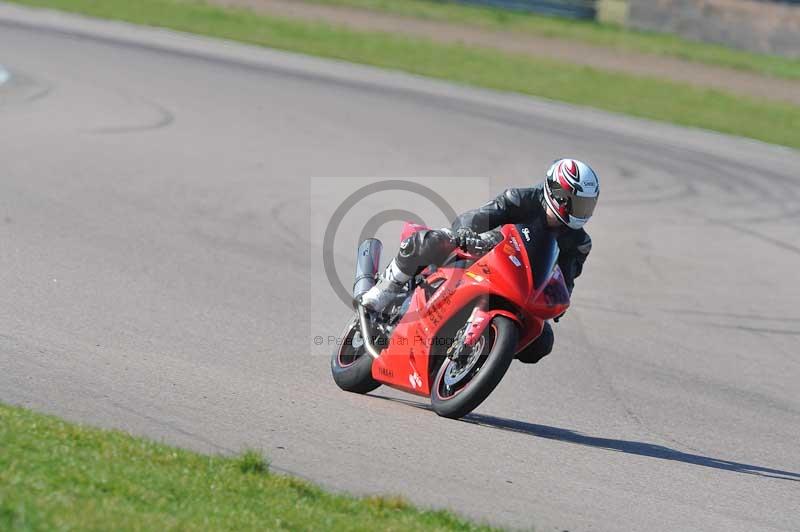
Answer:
[544, 159, 599, 229]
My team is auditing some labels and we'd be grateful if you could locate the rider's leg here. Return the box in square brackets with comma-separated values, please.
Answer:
[515, 322, 554, 364]
[361, 229, 456, 312]
[395, 229, 455, 275]
[359, 259, 410, 312]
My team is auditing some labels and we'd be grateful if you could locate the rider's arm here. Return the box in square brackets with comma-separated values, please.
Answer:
[446, 227, 503, 256]
[451, 188, 530, 233]
[558, 229, 592, 294]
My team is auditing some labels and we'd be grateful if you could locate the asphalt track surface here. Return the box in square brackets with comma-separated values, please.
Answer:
[1, 5, 799, 531]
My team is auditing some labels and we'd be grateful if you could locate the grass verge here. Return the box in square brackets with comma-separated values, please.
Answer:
[6, 0, 800, 149]
[0, 402, 494, 530]
[305, 0, 800, 80]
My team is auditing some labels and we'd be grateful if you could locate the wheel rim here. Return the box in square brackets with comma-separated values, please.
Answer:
[436, 325, 495, 399]
[337, 322, 366, 368]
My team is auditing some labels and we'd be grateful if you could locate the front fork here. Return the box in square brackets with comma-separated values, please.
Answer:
[445, 297, 492, 364]
[463, 297, 491, 348]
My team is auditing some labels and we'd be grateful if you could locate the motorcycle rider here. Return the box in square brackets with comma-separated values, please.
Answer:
[360, 158, 599, 364]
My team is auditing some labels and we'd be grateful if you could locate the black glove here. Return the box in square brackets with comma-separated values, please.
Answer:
[455, 228, 488, 255]
[554, 311, 566, 323]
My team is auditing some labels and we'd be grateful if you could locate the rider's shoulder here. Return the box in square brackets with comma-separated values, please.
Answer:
[560, 227, 592, 253]
[576, 231, 592, 254]
[499, 186, 540, 207]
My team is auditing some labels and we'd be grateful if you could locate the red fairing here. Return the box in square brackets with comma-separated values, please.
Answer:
[371, 224, 570, 396]
[400, 221, 430, 242]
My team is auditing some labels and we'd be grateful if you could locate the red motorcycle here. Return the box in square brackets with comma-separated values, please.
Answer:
[331, 219, 570, 419]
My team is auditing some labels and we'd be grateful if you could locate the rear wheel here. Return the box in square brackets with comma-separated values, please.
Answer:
[330, 315, 381, 394]
[431, 316, 518, 419]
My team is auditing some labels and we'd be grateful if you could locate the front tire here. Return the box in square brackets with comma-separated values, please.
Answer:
[431, 316, 518, 419]
[330, 315, 381, 394]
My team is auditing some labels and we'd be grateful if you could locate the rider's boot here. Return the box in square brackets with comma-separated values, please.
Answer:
[360, 259, 411, 313]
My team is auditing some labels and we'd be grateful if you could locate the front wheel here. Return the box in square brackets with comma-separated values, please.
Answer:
[330, 315, 381, 394]
[431, 316, 518, 419]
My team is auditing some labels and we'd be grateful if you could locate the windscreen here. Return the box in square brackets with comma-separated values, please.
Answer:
[514, 219, 559, 290]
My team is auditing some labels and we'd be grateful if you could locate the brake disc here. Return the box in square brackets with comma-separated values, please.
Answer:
[443, 336, 485, 387]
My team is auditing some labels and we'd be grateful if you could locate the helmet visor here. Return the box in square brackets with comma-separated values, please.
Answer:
[569, 193, 597, 220]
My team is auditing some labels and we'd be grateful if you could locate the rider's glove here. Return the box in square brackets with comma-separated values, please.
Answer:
[455, 228, 487, 255]
[554, 311, 566, 323]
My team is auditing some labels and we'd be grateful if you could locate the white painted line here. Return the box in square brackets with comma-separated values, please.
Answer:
[0, 65, 10, 86]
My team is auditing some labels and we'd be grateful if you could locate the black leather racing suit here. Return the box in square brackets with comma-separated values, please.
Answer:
[393, 184, 592, 364]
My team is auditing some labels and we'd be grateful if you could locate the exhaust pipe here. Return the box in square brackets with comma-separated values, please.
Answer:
[353, 239, 383, 360]
[353, 238, 382, 301]
[357, 304, 381, 360]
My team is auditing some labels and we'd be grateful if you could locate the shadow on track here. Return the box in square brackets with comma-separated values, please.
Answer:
[372, 394, 800, 482]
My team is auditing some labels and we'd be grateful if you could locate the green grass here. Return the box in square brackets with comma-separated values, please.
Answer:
[8, 0, 800, 149]
[0, 402, 494, 531]
[306, 0, 800, 80]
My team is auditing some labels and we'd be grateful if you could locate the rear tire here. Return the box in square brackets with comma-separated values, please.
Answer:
[431, 316, 518, 419]
[330, 315, 381, 394]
